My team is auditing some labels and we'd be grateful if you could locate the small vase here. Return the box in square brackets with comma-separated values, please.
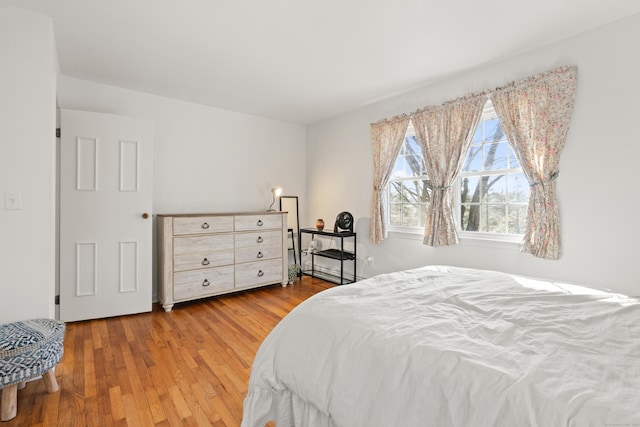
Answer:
[315, 219, 325, 231]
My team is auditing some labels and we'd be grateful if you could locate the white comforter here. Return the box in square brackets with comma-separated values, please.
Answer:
[241, 266, 640, 427]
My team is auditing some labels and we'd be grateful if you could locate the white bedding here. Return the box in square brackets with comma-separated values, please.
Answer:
[241, 265, 640, 427]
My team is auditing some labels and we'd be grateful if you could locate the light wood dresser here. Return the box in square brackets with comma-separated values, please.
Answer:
[157, 211, 288, 312]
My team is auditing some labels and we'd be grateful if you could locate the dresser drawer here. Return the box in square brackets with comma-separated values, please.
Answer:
[234, 214, 282, 231]
[174, 250, 234, 272]
[174, 266, 235, 301]
[235, 259, 283, 289]
[174, 234, 234, 255]
[235, 244, 282, 264]
[173, 216, 233, 235]
[235, 230, 282, 248]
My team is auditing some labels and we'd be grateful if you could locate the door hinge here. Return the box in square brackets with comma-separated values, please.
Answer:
[55, 295, 60, 305]
[56, 128, 60, 138]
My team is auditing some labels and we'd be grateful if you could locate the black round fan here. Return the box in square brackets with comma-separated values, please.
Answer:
[334, 211, 354, 233]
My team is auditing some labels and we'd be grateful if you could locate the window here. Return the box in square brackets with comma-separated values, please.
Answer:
[458, 100, 528, 235]
[386, 100, 529, 238]
[387, 122, 432, 229]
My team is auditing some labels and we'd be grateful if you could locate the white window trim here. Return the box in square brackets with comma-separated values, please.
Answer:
[388, 222, 524, 246]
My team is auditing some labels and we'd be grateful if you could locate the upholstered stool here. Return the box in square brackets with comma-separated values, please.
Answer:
[0, 319, 65, 421]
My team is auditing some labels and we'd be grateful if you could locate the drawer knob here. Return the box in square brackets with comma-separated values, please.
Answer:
[257, 251, 263, 259]
[202, 279, 211, 287]
[202, 258, 210, 266]
[257, 219, 264, 226]
[201, 222, 210, 229]
[257, 236, 263, 243]
[257, 270, 264, 277]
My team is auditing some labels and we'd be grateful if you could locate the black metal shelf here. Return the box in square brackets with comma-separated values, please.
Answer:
[299, 228, 357, 285]
[300, 268, 357, 285]
[315, 248, 355, 261]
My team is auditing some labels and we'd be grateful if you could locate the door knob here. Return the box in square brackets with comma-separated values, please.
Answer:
[141, 213, 149, 219]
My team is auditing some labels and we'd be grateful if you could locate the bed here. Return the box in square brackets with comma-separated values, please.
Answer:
[241, 265, 640, 427]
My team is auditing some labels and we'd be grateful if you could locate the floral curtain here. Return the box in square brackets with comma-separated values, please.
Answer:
[491, 66, 578, 260]
[412, 93, 487, 246]
[370, 115, 410, 243]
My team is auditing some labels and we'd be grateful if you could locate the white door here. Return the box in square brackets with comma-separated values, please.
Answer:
[59, 109, 153, 322]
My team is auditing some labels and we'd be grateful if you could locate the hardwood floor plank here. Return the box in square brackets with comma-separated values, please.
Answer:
[84, 338, 97, 398]
[189, 382, 221, 424]
[144, 387, 167, 425]
[109, 386, 126, 421]
[41, 386, 61, 426]
[83, 396, 99, 427]
[2, 277, 332, 426]
[90, 320, 103, 350]
[122, 393, 143, 427]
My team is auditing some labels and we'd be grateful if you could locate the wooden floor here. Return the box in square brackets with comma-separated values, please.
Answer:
[4, 277, 332, 427]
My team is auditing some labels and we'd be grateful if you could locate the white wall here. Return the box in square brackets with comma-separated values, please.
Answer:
[56, 77, 307, 296]
[0, 7, 57, 323]
[306, 14, 640, 296]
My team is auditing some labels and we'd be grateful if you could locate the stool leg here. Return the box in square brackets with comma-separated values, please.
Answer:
[1, 384, 18, 421]
[42, 369, 58, 393]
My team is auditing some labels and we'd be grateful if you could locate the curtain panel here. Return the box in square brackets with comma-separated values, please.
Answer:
[412, 93, 487, 246]
[370, 115, 410, 244]
[491, 65, 578, 260]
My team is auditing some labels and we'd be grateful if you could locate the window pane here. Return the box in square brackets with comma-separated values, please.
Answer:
[461, 204, 480, 231]
[479, 205, 489, 232]
[389, 203, 402, 226]
[403, 204, 420, 227]
[487, 205, 506, 233]
[389, 181, 402, 202]
[507, 173, 528, 203]
[462, 146, 482, 172]
[460, 204, 470, 231]
[460, 176, 480, 204]
[484, 119, 504, 142]
[406, 135, 420, 153]
[508, 205, 528, 234]
[400, 154, 422, 177]
[402, 155, 415, 177]
[402, 180, 422, 204]
[484, 142, 509, 170]
[486, 174, 506, 203]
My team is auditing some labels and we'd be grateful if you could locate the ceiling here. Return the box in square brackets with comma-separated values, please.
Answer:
[3, 0, 640, 125]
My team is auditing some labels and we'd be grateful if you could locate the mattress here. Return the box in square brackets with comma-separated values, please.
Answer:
[242, 265, 640, 427]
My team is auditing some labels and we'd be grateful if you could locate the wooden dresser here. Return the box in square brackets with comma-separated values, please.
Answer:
[157, 212, 288, 312]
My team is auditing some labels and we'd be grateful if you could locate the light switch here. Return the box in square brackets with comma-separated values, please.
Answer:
[5, 192, 22, 210]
